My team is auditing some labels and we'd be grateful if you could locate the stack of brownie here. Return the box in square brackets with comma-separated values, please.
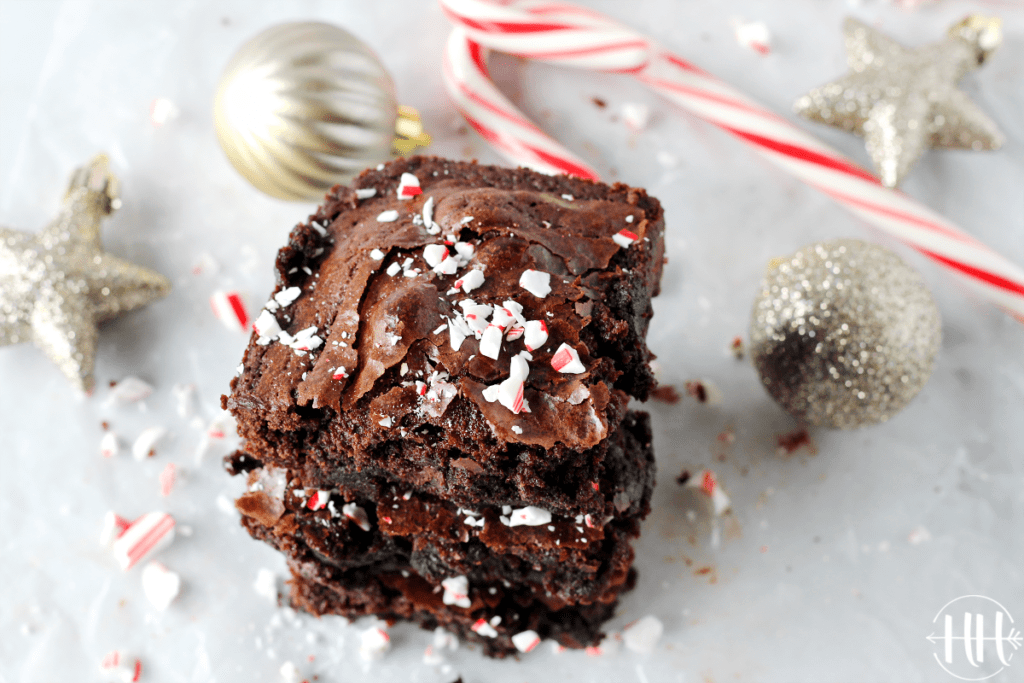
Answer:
[224, 157, 665, 657]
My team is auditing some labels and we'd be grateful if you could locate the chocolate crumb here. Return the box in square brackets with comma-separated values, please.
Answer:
[775, 428, 818, 456]
[650, 384, 680, 404]
[730, 336, 744, 359]
[591, 97, 607, 109]
[684, 380, 707, 403]
[101, 421, 110, 430]
[676, 469, 691, 485]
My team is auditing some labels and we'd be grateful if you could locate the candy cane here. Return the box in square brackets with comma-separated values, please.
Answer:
[439, 0, 1024, 320]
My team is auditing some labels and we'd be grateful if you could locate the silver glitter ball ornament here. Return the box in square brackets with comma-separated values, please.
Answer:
[214, 22, 398, 201]
[749, 239, 941, 429]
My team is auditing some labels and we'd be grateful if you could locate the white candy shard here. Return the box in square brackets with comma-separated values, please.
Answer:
[508, 506, 552, 527]
[100, 431, 119, 458]
[377, 209, 400, 222]
[132, 426, 167, 461]
[342, 502, 372, 531]
[369, 248, 385, 260]
[471, 618, 498, 638]
[279, 661, 301, 683]
[519, 269, 551, 298]
[454, 268, 484, 293]
[454, 241, 475, 260]
[622, 102, 651, 131]
[274, 287, 302, 307]
[422, 195, 435, 229]
[623, 615, 664, 654]
[108, 376, 154, 404]
[687, 469, 731, 515]
[100, 511, 131, 547]
[141, 561, 181, 610]
[550, 343, 585, 374]
[734, 19, 772, 55]
[423, 244, 449, 268]
[253, 310, 283, 342]
[511, 630, 541, 653]
[360, 626, 391, 660]
[355, 187, 377, 199]
[397, 172, 422, 199]
[99, 650, 141, 682]
[479, 325, 504, 359]
[613, 229, 639, 248]
[523, 320, 548, 351]
[441, 575, 472, 608]
[386, 262, 401, 276]
[112, 512, 176, 570]
[254, 568, 279, 602]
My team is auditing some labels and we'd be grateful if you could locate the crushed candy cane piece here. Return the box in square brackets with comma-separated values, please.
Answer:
[342, 502, 372, 531]
[108, 376, 153, 404]
[158, 463, 176, 497]
[613, 229, 639, 248]
[441, 575, 471, 608]
[471, 618, 498, 638]
[99, 650, 142, 682]
[210, 290, 250, 332]
[141, 561, 181, 610]
[149, 97, 179, 127]
[386, 262, 401, 276]
[369, 248, 385, 260]
[355, 187, 377, 199]
[454, 241, 475, 260]
[253, 568, 279, 602]
[454, 268, 484, 293]
[360, 626, 391, 660]
[307, 490, 330, 511]
[376, 210, 399, 222]
[100, 431, 119, 458]
[100, 511, 132, 547]
[274, 287, 302, 307]
[423, 244, 449, 268]
[422, 195, 435, 229]
[397, 172, 422, 199]
[132, 426, 167, 461]
[511, 630, 541, 653]
[622, 102, 651, 132]
[479, 325, 504, 359]
[508, 506, 552, 527]
[505, 325, 525, 341]
[253, 310, 283, 342]
[551, 343, 585, 374]
[523, 320, 548, 351]
[519, 269, 551, 298]
[623, 615, 663, 654]
[112, 512, 176, 570]
[279, 661, 301, 683]
[734, 19, 772, 55]
[687, 470, 731, 515]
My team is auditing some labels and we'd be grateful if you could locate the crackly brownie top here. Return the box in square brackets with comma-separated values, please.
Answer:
[233, 156, 663, 451]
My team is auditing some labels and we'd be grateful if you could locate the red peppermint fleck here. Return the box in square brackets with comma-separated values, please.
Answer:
[701, 470, 717, 497]
[159, 463, 176, 497]
[307, 491, 330, 511]
[210, 290, 250, 332]
[612, 229, 639, 248]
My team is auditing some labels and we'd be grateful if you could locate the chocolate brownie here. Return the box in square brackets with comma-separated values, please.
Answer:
[224, 157, 665, 657]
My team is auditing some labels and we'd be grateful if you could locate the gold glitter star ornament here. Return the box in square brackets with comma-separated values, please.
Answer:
[0, 155, 171, 392]
[794, 16, 1004, 187]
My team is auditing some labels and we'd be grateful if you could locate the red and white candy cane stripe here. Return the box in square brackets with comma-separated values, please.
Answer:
[439, 0, 1024, 320]
[210, 290, 250, 332]
[112, 512, 176, 571]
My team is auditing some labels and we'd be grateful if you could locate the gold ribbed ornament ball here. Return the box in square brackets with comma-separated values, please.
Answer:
[749, 239, 942, 429]
[214, 22, 398, 201]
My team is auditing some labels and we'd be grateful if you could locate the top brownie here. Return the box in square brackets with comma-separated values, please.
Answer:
[226, 157, 665, 518]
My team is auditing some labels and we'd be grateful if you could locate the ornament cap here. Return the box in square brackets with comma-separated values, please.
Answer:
[948, 15, 1002, 65]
